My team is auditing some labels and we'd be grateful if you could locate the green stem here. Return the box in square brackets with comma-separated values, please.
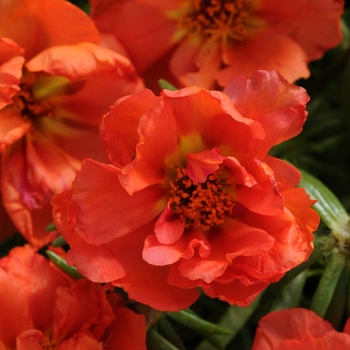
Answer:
[310, 248, 347, 318]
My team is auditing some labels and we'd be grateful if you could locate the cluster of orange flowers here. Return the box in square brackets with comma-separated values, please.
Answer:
[0, 0, 346, 349]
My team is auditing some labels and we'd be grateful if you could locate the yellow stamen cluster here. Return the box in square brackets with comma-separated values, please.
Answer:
[179, 0, 252, 42]
[169, 165, 235, 231]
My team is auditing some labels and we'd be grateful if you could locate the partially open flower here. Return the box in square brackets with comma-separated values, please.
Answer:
[52, 70, 319, 311]
[0, 0, 144, 248]
[252, 308, 350, 350]
[0, 245, 146, 350]
[90, 0, 344, 89]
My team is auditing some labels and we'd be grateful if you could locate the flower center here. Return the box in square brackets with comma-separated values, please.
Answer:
[169, 165, 235, 231]
[178, 0, 258, 43]
[5, 72, 56, 121]
[40, 336, 58, 350]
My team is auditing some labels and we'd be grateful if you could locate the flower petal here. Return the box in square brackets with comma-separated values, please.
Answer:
[236, 159, 284, 216]
[0, 269, 33, 348]
[218, 30, 310, 85]
[16, 330, 45, 350]
[26, 43, 137, 81]
[52, 191, 149, 283]
[102, 90, 179, 194]
[72, 159, 166, 245]
[0, 37, 24, 65]
[170, 36, 221, 89]
[0, 55, 24, 109]
[223, 70, 309, 158]
[100, 89, 158, 168]
[162, 88, 264, 159]
[252, 308, 336, 350]
[260, 0, 344, 60]
[154, 203, 185, 245]
[115, 259, 199, 311]
[102, 306, 146, 350]
[186, 148, 223, 183]
[0, 0, 100, 60]
[91, 0, 177, 72]
[0, 110, 30, 153]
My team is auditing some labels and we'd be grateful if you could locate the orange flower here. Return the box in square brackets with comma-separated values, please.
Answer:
[252, 308, 350, 349]
[0, 0, 144, 248]
[0, 245, 146, 350]
[90, 0, 344, 89]
[52, 70, 319, 311]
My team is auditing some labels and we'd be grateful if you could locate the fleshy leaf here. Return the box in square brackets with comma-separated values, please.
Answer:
[46, 250, 83, 279]
[159, 79, 178, 91]
[166, 309, 232, 335]
[51, 235, 67, 247]
[147, 328, 180, 350]
[298, 169, 350, 234]
[310, 248, 346, 318]
[45, 222, 57, 232]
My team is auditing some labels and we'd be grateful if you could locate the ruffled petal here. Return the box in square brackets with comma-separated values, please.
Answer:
[263, 155, 301, 190]
[0, 110, 30, 153]
[100, 89, 158, 168]
[71, 159, 166, 245]
[259, 0, 344, 60]
[143, 229, 211, 267]
[26, 43, 137, 81]
[0, 245, 67, 332]
[162, 88, 264, 159]
[252, 308, 336, 350]
[53, 280, 115, 341]
[186, 148, 223, 183]
[238, 205, 314, 279]
[203, 278, 269, 306]
[154, 203, 185, 245]
[0, 55, 24, 109]
[101, 89, 179, 194]
[236, 159, 284, 216]
[223, 70, 309, 158]
[0, 0, 100, 60]
[52, 191, 153, 283]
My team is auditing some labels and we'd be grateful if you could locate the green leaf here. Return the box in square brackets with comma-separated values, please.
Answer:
[158, 79, 178, 91]
[298, 169, 350, 236]
[325, 256, 350, 330]
[157, 316, 186, 350]
[51, 235, 67, 247]
[46, 250, 83, 279]
[269, 270, 308, 312]
[45, 222, 57, 232]
[166, 310, 232, 336]
[195, 294, 262, 350]
[310, 248, 347, 317]
[147, 328, 181, 350]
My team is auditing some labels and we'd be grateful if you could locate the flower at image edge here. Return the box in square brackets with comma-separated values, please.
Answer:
[0, 0, 144, 248]
[90, 0, 344, 89]
[252, 308, 350, 350]
[52, 70, 320, 311]
[0, 245, 147, 350]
